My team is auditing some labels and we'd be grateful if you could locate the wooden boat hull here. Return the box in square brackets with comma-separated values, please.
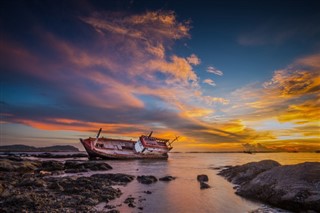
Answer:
[80, 138, 169, 160]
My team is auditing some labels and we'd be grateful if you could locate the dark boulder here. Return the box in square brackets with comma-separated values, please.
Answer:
[197, 174, 209, 182]
[218, 160, 280, 185]
[219, 161, 320, 212]
[197, 174, 210, 189]
[159, 176, 176, 181]
[137, 175, 157, 184]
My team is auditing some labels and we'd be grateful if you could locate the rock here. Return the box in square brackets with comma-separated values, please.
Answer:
[0, 159, 41, 172]
[124, 196, 136, 208]
[7, 156, 23, 161]
[220, 161, 320, 212]
[0, 183, 4, 194]
[34, 152, 54, 158]
[197, 174, 209, 182]
[137, 175, 158, 184]
[200, 181, 210, 189]
[86, 198, 99, 205]
[65, 168, 88, 173]
[211, 165, 232, 170]
[41, 160, 64, 171]
[47, 182, 64, 191]
[18, 177, 45, 188]
[105, 204, 116, 209]
[159, 176, 176, 181]
[218, 160, 280, 185]
[197, 174, 210, 189]
[106, 210, 120, 213]
[0, 156, 136, 212]
[33, 152, 88, 158]
[64, 160, 112, 171]
[91, 173, 135, 185]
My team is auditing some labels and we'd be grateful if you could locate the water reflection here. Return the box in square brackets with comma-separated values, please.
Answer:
[105, 153, 319, 212]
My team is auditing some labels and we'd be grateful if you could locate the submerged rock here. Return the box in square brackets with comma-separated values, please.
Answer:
[159, 176, 176, 181]
[124, 196, 136, 208]
[137, 175, 158, 184]
[91, 173, 135, 185]
[197, 174, 210, 189]
[64, 160, 113, 171]
[200, 181, 210, 189]
[219, 160, 320, 212]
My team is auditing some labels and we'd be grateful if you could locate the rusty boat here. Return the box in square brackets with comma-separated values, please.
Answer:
[80, 128, 178, 159]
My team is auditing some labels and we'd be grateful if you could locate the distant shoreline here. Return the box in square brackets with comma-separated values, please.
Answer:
[0, 144, 79, 152]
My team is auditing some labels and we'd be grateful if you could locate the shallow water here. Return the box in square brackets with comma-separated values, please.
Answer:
[92, 152, 319, 213]
[10, 152, 319, 212]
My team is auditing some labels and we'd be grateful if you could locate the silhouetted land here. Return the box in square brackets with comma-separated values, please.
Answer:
[0, 145, 79, 152]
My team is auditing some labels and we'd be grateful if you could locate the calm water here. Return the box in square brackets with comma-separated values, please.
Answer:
[89, 152, 319, 213]
[11, 152, 319, 212]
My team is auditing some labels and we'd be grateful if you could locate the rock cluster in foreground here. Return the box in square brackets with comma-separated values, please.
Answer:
[0, 158, 134, 212]
[218, 160, 320, 212]
[0, 157, 178, 212]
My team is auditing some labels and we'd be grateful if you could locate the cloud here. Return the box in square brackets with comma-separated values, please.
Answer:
[186, 54, 201, 65]
[203, 96, 229, 105]
[2, 5, 318, 152]
[2, 9, 245, 150]
[207, 66, 223, 76]
[230, 53, 320, 119]
[203, 78, 216, 87]
[223, 53, 320, 151]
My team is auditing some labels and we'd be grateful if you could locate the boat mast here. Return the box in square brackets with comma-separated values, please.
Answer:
[148, 131, 153, 138]
[93, 128, 102, 147]
[168, 136, 179, 146]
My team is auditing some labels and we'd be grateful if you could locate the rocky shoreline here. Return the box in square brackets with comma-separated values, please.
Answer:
[218, 160, 320, 212]
[0, 156, 179, 212]
[1, 156, 319, 212]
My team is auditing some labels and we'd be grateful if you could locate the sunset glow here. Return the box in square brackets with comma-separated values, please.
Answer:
[1, 0, 319, 152]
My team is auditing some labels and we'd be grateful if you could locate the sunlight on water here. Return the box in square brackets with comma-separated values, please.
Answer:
[97, 152, 319, 212]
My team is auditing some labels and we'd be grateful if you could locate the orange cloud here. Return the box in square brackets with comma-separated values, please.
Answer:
[207, 66, 223, 76]
[223, 53, 320, 151]
[278, 97, 320, 124]
[186, 54, 201, 65]
[203, 78, 216, 87]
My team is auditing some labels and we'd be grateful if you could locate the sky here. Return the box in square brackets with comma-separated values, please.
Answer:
[1, 0, 319, 152]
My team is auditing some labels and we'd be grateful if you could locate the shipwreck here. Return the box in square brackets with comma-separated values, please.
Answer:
[80, 128, 178, 160]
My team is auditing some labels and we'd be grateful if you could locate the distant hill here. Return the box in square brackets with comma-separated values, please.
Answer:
[0, 144, 79, 152]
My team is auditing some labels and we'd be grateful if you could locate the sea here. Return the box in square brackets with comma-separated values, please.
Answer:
[6, 152, 320, 213]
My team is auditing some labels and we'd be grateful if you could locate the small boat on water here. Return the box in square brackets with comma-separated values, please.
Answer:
[80, 128, 178, 160]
